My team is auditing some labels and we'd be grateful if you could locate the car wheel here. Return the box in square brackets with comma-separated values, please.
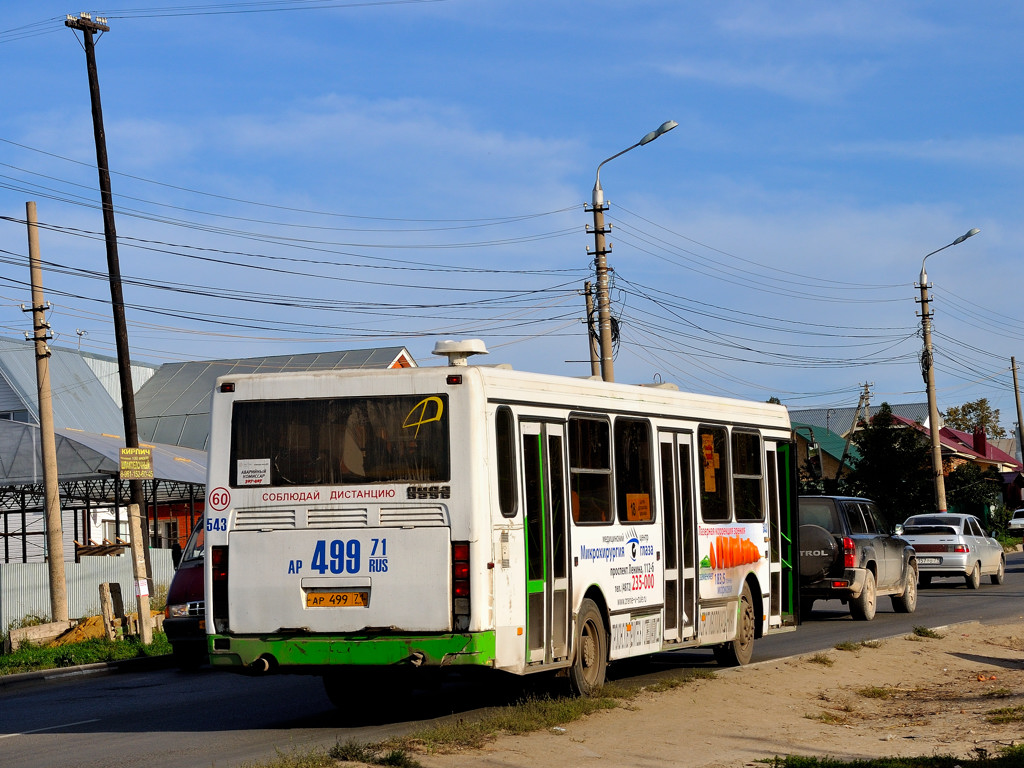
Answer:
[850, 569, 876, 621]
[966, 562, 981, 590]
[568, 598, 608, 696]
[991, 556, 1005, 585]
[713, 583, 755, 667]
[892, 563, 917, 614]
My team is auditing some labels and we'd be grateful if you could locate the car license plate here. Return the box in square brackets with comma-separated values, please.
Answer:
[306, 590, 368, 607]
[917, 557, 940, 565]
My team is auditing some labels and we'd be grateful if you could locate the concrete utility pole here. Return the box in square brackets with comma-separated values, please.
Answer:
[918, 228, 980, 515]
[1012, 357, 1024, 464]
[24, 201, 69, 623]
[587, 121, 677, 382]
[65, 12, 152, 642]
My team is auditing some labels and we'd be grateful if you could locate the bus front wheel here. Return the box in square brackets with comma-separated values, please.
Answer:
[713, 583, 755, 667]
[569, 598, 608, 696]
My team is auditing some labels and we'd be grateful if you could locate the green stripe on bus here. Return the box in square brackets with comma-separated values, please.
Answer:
[208, 631, 497, 669]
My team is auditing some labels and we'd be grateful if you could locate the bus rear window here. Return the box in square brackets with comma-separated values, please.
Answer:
[229, 395, 450, 487]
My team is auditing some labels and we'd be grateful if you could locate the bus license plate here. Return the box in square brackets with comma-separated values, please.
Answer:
[306, 590, 368, 607]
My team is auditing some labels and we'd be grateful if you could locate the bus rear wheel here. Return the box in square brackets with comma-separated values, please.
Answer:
[569, 598, 608, 696]
[713, 583, 755, 667]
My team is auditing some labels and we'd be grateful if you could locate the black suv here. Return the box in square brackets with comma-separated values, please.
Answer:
[798, 495, 917, 620]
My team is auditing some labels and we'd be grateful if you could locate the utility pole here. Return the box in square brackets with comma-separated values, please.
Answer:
[65, 12, 152, 642]
[583, 281, 600, 377]
[587, 197, 615, 382]
[917, 228, 979, 515]
[586, 121, 677, 383]
[1012, 357, 1024, 464]
[23, 201, 69, 623]
[836, 383, 872, 481]
[918, 271, 947, 513]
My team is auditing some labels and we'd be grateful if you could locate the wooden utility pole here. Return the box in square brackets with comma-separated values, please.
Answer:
[584, 281, 600, 377]
[836, 383, 872, 480]
[1012, 357, 1024, 464]
[24, 201, 68, 623]
[65, 12, 152, 642]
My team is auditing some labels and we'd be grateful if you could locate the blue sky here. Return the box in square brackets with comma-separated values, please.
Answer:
[1, 1, 1022, 427]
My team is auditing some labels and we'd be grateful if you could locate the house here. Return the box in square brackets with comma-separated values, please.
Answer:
[791, 400, 1024, 510]
[886, 414, 1024, 511]
[792, 421, 860, 492]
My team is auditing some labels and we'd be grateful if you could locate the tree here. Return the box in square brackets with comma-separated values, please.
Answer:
[766, 396, 782, 405]
[798, 455, 823, 495]
[841, 402, 934, 525]
[945, 461, 1003, 520]
[943, 398, 1006, 438]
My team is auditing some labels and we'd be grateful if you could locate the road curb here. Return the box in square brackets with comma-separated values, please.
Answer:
[0, 653, 174, 692]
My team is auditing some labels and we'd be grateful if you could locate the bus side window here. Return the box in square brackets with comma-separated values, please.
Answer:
[568, 416, 613, 524]
[732, 430, 764, 522]
[614, 418, 654, 523]
[495, 407, 517, 518]
[698, 425, 730, 522]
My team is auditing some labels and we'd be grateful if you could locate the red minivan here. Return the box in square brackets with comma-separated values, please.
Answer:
[164, 517, 206, 668]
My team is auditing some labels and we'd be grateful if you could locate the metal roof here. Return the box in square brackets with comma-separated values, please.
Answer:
[789, 402, 930, 434]
[791, 421, 860, 463]
[0, 337, 125, 435]
[134, 347, 416, 450]
[0, 420, 206, 486]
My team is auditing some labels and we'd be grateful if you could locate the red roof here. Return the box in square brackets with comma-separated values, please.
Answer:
[885, 414, 1022, 471]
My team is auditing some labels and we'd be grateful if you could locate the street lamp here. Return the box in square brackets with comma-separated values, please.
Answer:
[588, 120, 678, 382]
[919, 227, 980, 513]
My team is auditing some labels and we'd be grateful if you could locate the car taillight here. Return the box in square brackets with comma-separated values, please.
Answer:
[211, 545, 229, 629]
[211, 545, 228, 581]
[452, 541, 470, 631]
[843, 537, 856, 568]
[953, 544, 969, 553]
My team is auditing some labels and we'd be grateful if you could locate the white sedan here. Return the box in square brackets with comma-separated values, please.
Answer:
[1008, 509, 1024, 531]
[899, 513, 1005, 588]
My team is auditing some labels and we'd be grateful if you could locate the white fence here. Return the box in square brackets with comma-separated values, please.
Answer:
[0, 550, 174, 631]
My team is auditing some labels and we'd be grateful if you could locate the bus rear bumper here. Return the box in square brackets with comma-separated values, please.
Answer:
[207, 631, 497, 673]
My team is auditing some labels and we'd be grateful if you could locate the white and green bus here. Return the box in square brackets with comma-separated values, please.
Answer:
[204, 340, 798, 701]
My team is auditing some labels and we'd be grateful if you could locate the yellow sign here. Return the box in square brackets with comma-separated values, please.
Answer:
[120, 446, 154, 480]
[626, 493, 652, 522]
[702, 433, 719, 492]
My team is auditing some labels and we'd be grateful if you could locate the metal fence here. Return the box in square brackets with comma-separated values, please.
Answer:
[0, 550, 174, 631]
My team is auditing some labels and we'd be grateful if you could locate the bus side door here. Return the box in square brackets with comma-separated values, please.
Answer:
[767, 441, 797, 626]
[521, 421, 570, 666]
[659, 430, 697, 642]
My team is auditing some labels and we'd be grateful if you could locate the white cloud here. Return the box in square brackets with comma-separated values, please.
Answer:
[660, 56, 878, 101]
[833, 135, 1024, 168]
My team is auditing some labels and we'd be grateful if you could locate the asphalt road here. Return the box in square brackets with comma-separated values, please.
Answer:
[3, 551, 1022, 768]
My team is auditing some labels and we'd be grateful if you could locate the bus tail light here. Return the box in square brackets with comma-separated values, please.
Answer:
[452, 541, 470, 631]
[842, 537, 856, 569]
[211, 545, 229, 631]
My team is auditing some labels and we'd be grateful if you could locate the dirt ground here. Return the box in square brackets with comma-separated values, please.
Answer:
[417, 620, 1024, 768]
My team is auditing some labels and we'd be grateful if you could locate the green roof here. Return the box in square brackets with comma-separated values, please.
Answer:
[792, 421, 860, 465]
